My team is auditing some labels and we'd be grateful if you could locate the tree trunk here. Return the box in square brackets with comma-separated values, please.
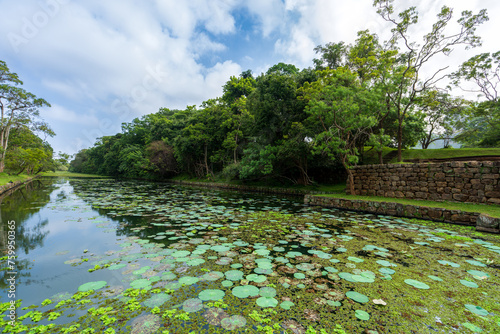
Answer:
[341, 155, 355, 195]
[397, 119, 403, 162]
[204, 144, 209, 176]
[378, 151, 383, 164]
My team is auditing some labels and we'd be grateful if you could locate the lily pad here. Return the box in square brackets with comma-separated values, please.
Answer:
[465, 304, 489, 316]
[130, 279, 152, 289]
[143, 293, 172, 308]
[182, 298, 203, 313]
[256, 297, 278, 308]
[355, 310, 370, 320]
[78, 280, 107, 292]
[259, 287, 277, 298]
[462, 322, 483, 332]
[280, 300, 295, 310]
[232, 285, 260, 298]
[404, 279, 430, 290]
[199, 289, 225, 301]
[346, 291, 369, 304]
[221, 315, 247, 330]
[179, 276, 199, 285]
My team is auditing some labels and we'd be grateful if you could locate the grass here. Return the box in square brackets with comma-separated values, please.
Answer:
[0, 172, 32, 186]
[315, 193, 500, 218]
[171, 174, 346, 194]
[42, 171, 110, 178]
[363, 147, 500, 164]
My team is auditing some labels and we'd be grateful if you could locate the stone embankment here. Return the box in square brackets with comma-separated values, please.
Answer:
[347, 161, 500, 205]
[305, 194, 499, 233]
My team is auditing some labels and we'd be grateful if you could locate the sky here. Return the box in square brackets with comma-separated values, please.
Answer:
[0, 0, 499, 156]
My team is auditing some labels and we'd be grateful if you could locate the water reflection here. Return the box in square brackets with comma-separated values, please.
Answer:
[0, 180, 54, 291]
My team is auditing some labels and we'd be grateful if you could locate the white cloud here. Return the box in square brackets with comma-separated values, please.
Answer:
[245, 0, 285, 37]
[45, 104, 100, 126]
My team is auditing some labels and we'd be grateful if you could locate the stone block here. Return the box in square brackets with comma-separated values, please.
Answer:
[453, 194, 469, 202]
[476, 214, 500, 230]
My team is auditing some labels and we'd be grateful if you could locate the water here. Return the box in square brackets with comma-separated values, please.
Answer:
[1, 177, 499, 333]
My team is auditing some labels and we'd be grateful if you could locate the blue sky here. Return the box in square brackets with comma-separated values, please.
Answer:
[0, 0, 499, 156]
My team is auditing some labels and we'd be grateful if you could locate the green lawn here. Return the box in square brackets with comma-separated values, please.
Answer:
[42, 171, 110, 178]
[316, 193, 500, 218]
[363, 147, 500, 164]
[0, 173, 32, 186]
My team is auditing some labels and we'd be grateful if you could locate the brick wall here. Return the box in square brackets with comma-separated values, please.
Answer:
[347, 161, 500, 204]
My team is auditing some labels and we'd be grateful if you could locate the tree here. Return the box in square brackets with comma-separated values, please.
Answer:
[0, 60, 52, 171]
[451, 51, 499, 101]
[313, 42, 347, 70]
[373, 0, 488, 161]
[302, 68, 380, 194]
[450, 51, 500, 147]
[415, 90, 468, 149]
[4, 126, 54, 174]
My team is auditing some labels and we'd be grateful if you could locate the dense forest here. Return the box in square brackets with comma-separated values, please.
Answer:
[70, 12, 499, 190]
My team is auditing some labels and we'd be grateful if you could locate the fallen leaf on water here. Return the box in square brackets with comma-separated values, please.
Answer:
[373, 299, 387, 305]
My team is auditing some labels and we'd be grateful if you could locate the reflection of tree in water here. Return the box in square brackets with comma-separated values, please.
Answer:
[0, 179, 55, 290]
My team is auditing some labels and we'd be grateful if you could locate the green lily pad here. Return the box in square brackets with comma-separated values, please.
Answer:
[108, 263, 127, 270]
[462, 322, 482, 332]
[202, 271, 224, 281]
[404, 279, 429, 289]
[179, 276, 199, 285]
[280, 300, 295, 310]
[467, 270, 489, 278]
[465, 260, 487, 267]
[379, 268, 395, 275]
[143, 293, 171, 308]
[437, 260, 460, 268]
[338, 272, 356, 282]
[465, 304, 488, 316]
[427, 275, 443, 281]
[232, 285, 260, 298]
[348, 257, 364, 263]
[346, 291, 369, 304]
[256, 297, 278, 308]
[376, 260, 397, 267]
[225, 270, 244, 281]
[460, 280, 478, 288]
[259, 287, 277, 298]
[186, 258, 205, 266]
[172, 250, 191, 258]
[247, 274, 266, 283]
[221, 280, 233, 287]
[198, 289, 225, 301]
[355, 310, 370, 320]
[78, 281, 107, 292]
[130, 279, 152, 289]
[294, 273, 306, 279]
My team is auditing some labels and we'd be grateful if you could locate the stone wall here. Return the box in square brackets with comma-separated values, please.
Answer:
[304, 194, 500, 233]
[347, 161, 500, 204]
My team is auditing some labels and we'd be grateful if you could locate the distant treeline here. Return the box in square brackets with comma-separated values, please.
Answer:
[70, 30, 499, 187]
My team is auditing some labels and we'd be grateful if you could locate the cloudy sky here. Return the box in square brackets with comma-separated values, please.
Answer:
[0, 0, 498, 156]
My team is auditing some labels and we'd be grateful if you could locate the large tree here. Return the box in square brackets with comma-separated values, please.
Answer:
[302, 68, 381, 194]
[373, 0, 488, 161]
[0, 60, 52, 171]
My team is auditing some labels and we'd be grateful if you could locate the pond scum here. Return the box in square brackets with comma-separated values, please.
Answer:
[1, 179, 500, 333]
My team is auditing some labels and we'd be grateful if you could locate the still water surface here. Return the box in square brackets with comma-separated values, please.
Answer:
[1, 177, 499, 333]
